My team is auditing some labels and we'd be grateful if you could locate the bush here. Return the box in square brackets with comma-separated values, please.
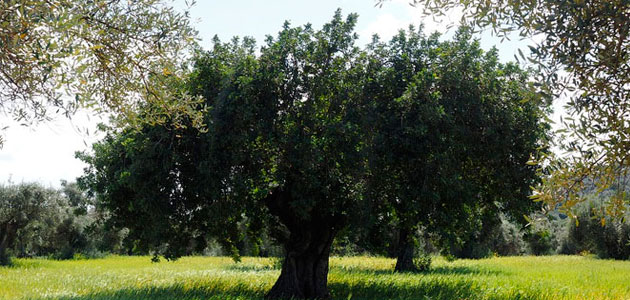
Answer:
[448, 213, 527, 259]
[413, 254, 432, 272]
[560, 210, 630, 260]
[525, 229, 553, 255]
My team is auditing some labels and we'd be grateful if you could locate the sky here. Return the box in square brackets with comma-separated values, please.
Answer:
[0, 0, 550, 187]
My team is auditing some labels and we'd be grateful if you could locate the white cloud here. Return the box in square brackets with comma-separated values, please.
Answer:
[359, 13, 410, 43]
[357, 1, 464, 45]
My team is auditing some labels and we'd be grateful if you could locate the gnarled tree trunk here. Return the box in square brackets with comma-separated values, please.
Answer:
[394, 227, 417, 272]
[265, 226, 335, 299]
[264, 188, 340, 299]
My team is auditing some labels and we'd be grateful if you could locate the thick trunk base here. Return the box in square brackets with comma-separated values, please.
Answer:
[263, 188, 340, 299]
[265, 252, 331, 300]
[264, 227, 335, 299]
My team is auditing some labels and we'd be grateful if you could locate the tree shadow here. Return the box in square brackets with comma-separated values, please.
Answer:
[33, 279, 514, 300]
[37, 284, 265, 300]
[328, 279, 481, 300]
[34, 281, 483, 300]
[331, 264, 505, 276]
[0, 258, 44, 269]
[32, 265, 523, 300]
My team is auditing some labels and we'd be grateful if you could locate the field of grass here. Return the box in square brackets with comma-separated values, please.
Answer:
[1, 255, 630, 300]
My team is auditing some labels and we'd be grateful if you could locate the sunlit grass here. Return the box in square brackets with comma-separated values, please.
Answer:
[1, 255, 630, 299]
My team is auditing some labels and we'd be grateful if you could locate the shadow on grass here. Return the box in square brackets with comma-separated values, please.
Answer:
[34, 269, 524, 300]
[331, 264, 504, 276]
[328, 279, 481, 300]
[32, 263, 521, 300]
[35, 278, 541, 300]
[35, 282, 485, 300]
[37, 284, 264, 300]
[1, 258, 44, 269]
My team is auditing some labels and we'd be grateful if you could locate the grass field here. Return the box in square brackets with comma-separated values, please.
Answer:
[1, 255, 630, 300]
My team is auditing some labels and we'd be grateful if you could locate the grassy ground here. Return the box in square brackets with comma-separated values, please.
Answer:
[1, 255, 630, 300]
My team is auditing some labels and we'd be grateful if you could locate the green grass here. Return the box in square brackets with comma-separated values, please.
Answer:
[1, 255, 630, 299]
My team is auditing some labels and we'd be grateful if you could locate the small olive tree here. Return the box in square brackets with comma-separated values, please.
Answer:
[0, 183, 63, 265]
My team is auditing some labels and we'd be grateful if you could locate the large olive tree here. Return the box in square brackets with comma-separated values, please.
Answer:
[80, 11, 549, 299]
[80, 11, 369, 299]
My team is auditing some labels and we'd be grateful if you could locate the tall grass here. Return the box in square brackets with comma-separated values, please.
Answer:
[1, 255, 629, 299]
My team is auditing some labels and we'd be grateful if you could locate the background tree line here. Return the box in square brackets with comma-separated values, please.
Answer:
[0, 181, 127, 265]
[2, 177, 628, 267]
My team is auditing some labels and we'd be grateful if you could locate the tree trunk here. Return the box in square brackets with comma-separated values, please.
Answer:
[263, 188, 339, 299]
[265, 226, 335, 300]
[0, 245, 8, 266]
[0, 222, 16, 266]
[394, 227, 416, 272]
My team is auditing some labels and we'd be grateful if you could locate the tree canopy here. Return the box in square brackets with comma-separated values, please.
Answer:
[0, 183, 64, 265]
[375, 0, 630, 221]
[362, 26, 549, 271]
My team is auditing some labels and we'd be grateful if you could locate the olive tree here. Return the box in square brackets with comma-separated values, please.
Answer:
[364, 27, 549, 271]
[80, 11, 370, 299]
[0, 183, 63, 265]
[377, 0, 630, 221]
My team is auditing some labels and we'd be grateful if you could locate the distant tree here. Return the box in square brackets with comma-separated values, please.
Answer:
[376, 0, 630, 221]
[60, 180, 91, 215]
[560, 195, 630, 260]
[0, 0, 202, 147]
[524, 228, 555, 256]
[0, 183, 62, 265]
[364, 27, 549, 271]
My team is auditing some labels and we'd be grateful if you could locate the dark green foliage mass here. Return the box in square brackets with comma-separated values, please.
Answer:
[560, 203, 630, 260]
[360, 26, 549, 270]
[376, 0, 630, 223]
[80, 11, 369, 298]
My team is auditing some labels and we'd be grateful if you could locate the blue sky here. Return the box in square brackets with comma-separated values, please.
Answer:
[0, 0, 544, 187]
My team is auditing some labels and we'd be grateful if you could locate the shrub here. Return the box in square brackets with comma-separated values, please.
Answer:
[525, 229, 553, 255]
[413, 254, 432, 272]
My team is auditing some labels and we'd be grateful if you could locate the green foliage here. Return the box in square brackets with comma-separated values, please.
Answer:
[376, 0, 630, 220]
[0, 182, 130, 263]
[560, 207, 630, 260]
[448, 213, 527, 259]
[79, 10, 371, 263]
[361, 25, 549, 266]
[524, 229, 553, 256]
[412, 254, 432, 272]
[0, 0, 202, 147]
[0, 183, 64, 265]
